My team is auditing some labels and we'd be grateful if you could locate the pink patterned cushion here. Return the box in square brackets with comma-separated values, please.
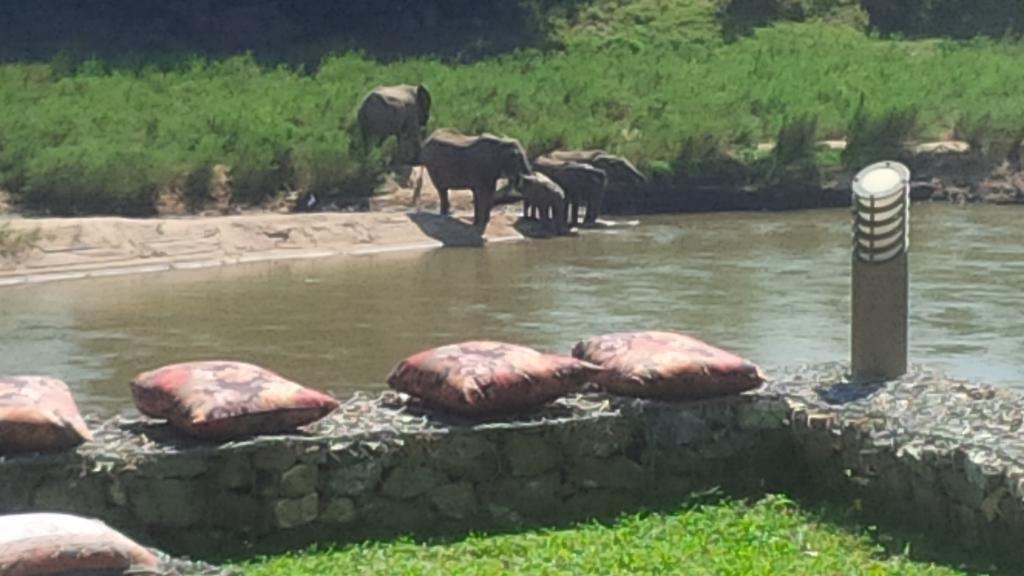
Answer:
[131, 361, 339, 440]
[387, 341, 602, 416]
[572, 331, 765, 400]
[0, 376, 92, 454]
[0, 512, 159, 575]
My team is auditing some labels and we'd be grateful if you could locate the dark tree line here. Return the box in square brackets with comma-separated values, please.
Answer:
[860, 0, 1023, 39]
[0, 0, 1019, 67]
[719, 0, 1023, 40]
[0, 0, 568, 65]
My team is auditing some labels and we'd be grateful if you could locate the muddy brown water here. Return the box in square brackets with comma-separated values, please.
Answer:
[1, 204, 1022, 417]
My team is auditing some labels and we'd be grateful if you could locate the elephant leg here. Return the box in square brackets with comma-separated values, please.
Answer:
[570, 201, 580, 227]
[399, 121, 421, 165]
[473, 183, 495, 228]
[584, 189, 605, 224]
[471, 188, 483, 227]
[523, 199, 532, 219]
[438, 187, 451, 216]
[555, 200, 568, 235]
[539, 203, 551, 231]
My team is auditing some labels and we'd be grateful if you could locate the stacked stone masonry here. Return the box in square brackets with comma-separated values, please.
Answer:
[2, 363, 1024, 567]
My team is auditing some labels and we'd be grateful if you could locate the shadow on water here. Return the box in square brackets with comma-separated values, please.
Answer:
[512, 217, 569, 239]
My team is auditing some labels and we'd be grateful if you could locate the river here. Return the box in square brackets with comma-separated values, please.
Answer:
[1, 204, 1022, 417]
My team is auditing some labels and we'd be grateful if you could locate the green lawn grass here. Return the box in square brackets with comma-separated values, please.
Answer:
[240, 495, 973, 576]
[3, 0, 1024, 214]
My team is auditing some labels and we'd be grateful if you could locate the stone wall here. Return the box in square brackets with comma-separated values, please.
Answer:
[2, 364, 1024, 568]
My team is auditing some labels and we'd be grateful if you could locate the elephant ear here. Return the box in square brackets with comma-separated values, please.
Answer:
[508, 140, 532, 175]
[416, 85, 432, 127]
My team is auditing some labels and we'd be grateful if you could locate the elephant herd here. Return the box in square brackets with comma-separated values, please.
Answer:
[356, 84, 647, 234]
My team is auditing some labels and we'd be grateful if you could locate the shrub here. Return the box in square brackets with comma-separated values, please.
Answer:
[21, 143, 172, 215]
[0, 222, 40, 263]
[672, 134, 755, 187]
[715, 0, 868, 39]
[954, 112, 1024, 166]
[766, 114, 819, 185]
[842, 96, 919, 170]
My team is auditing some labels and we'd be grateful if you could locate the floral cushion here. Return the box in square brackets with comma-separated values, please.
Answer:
[387, 341, 602, 416]
[130, 361, 340, 440]
[0, 512, 159, 575]
[0, 376, 92, 454]
[572, 331, 766, 400]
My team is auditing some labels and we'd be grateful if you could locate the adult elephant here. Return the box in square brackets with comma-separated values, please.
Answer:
[532, 156, 607, 226]
[356, 84, 432, 164]
[517, 172, 569, 235]
[420, 130, 532, 228]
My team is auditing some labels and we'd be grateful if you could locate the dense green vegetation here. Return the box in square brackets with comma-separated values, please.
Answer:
[2, 0, 1023, 214]
[241, 495, 971, 575]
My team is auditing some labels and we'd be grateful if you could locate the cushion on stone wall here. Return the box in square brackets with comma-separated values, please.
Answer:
[0, 512, 159, 575]
[130, 361, 340, 440]
[0, 375, 93, 454]
[572, 331, 766, 400]
[387, 341, 603, 416]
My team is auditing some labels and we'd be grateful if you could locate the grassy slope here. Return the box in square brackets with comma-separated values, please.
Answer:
[1, 0, 1023, 213]
[242, 495, 971, 575]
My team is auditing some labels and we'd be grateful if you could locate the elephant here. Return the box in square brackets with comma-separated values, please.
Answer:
[420, 129, 533, 228]
[355, 84, 432, 164]
[517, 172, 569, 235]
[546, 149, 647, 189]
[540, 150, 643, 224]
[532, 156, 608, 226]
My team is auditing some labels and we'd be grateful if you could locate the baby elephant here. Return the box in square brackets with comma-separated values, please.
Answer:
[519, 173, 568, 236]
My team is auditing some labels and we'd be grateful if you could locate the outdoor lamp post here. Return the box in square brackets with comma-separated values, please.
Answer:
[850, 160, 910, 382]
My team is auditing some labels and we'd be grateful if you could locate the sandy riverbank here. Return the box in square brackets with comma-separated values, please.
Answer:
[0, 185, 529, 287]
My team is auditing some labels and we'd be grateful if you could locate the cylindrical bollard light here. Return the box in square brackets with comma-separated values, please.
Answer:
[851, 160, 910, 382]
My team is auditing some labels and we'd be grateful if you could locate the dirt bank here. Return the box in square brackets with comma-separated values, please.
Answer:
[604, 140, 1024, 214]
[0, 185, 527, 287]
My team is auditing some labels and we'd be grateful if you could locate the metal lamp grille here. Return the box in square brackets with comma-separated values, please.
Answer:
[851, 161, 910, 264]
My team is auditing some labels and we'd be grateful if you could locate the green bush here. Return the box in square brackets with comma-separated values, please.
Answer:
[955, 112, 1024, 166]
[766, 114, 819, 185]
[716, 0, 869, 39]
[22, 143, 171, 215]
[842, 96, 919, 170]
